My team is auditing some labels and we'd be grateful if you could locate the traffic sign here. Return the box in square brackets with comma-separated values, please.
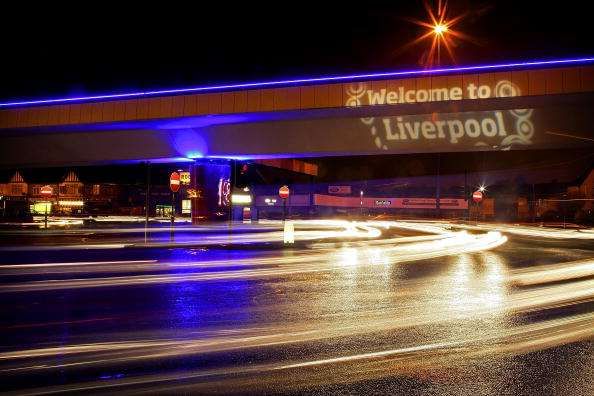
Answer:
[279, 185, 290, 199]
[179, 171, 191, 185]
[472, 190, 483, 203]
[170, 172, 181, 193]
[40, 185, 53, 196]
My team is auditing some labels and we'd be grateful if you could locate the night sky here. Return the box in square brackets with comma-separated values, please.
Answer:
[2, 1, 593, 102]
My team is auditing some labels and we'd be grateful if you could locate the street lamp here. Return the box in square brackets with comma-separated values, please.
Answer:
[407, 0, 474, 67]
[433, 23, 448, 36]
[475, 185, 487, 224]
[360, 190, 364, 218]
[432, 22, 449, 66]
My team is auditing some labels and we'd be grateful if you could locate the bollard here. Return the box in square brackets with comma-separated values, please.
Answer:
[283, 220, 294, 244]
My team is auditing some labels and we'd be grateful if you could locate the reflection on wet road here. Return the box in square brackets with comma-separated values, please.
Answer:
[1, 220, 593, 395]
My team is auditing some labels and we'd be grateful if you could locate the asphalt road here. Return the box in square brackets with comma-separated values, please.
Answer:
[1, 220, 593, 395]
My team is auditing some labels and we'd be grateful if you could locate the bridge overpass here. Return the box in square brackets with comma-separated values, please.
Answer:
[1, 57, 594, 168]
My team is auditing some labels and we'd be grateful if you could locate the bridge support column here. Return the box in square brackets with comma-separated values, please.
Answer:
[190, 159, 232, 224]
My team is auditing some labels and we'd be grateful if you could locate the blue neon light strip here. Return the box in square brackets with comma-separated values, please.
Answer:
[1, 57, 594, 108]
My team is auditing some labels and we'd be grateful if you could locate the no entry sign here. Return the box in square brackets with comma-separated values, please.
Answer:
[279, 185, 290, 199]
[170, 172, 181, 193]
[472, 190, 483, 203]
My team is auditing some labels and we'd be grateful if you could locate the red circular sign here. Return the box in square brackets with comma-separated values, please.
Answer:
[472, 190, 483, 203]
[40, 185, 53, 196]
[279, 185, 290, 199]
[170, 172, 181, 193]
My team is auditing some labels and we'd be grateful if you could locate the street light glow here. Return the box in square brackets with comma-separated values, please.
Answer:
[407, 0, 475, 67]
[433, 23, 448, 36]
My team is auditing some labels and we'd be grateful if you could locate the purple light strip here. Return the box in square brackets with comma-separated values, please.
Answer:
[1, 57, 594, 108]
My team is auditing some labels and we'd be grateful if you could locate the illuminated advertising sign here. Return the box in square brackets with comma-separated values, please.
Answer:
[218, 178, 231, 206]
[314, 194, 468, 210]
[231, 194, 252, 205]
[181, 199, 191, 214]
[345, 80, 520, 107]
[40, 185, 53, 196]
[400, 198, 468, 209]
[58, 200, 84, 207]
[31, 202, 52, 214]
[179, 171, 191, 185]
[199, 75, 594, 157]
[359, 108, 534, 151]
[349, 80, 534, 151]
[187, 188, 199, 198]
[208, 97, 594, 156]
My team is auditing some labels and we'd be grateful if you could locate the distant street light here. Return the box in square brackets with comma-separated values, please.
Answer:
[360, 190, 364, 217]
[433, 23, 448, 36]
[407, 0, 475, 67]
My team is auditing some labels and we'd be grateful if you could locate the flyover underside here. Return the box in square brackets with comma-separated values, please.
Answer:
[1, 93, 593, 167]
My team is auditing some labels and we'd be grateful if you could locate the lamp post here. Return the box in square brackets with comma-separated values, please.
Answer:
[435, 153, 441, 219]
[144, 161, 150, 244]
[433, 23, 448, 66]
[477, 185, 486, 223]
[360, 190, 364, 218]
[562, 193, 567, 229]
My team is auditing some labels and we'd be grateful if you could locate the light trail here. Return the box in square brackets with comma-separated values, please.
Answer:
[0, 223, 507, 289]
[3, 277, 593, 366]
[3, 220, 589, 254]
[2, 283, 593, 393]
[0, 260, 157, 270]
[444, 221, 594, 239]
[509, 258, 594, 285]
[2, 219, 593, 394]
[0, 220, 380, 251]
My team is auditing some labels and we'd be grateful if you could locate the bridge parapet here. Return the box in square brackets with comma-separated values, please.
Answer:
[1, 61, 593, 130]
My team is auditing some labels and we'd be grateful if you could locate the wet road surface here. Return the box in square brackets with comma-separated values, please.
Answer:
[1, 220, 593, 395]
